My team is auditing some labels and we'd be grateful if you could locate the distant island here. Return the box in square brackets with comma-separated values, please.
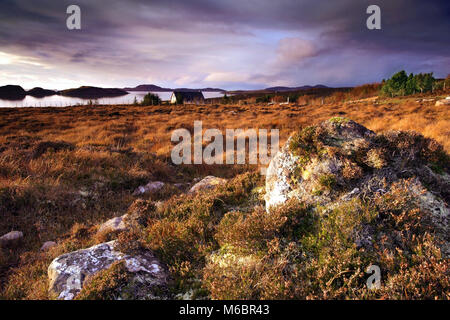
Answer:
[27, 87, 57, 98]
[59, 86, 128, 99]
[0, 83, 331, 101]
[0, 85, 27, 100]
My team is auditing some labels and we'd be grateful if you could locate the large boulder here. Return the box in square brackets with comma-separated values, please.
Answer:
[48, 241, 169, 300]
[264, 117, 449, 255]
[265, 118, 375, 210]
[188, 176, 227, 194]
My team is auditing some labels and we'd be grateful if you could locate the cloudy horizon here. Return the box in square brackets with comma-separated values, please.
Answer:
[0, 0, 449, 90]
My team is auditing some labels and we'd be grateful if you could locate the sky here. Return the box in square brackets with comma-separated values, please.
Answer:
[0, 0, 449, 90]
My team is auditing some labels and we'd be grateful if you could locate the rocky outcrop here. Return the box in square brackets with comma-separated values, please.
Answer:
[265, 118, 375, 210]
[133, 181, 165, 196]
[188, 176, 227, 194]
[264, 117, 449, 255]
[0, 231, 23, 247]
[48, 241, 168, 300]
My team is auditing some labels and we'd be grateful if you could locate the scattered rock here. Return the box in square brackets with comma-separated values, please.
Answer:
[341, 188, 360, 201]
[133, 181, 165, 196]
[154, 201, 165, 211]
[188, 176, 227, 194]
[48, 240, 169, 300]
[174, 183, 189, 191]
[98, 215, 128, 234]
[435, 99, 450, 106]
[0, 231, 23, 247]
[41, 241, 57, 252]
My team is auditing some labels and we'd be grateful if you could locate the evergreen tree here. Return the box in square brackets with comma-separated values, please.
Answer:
[405, 73, 417, 95]
[381, 71, 435, 96]
[141, 93, 161, 105]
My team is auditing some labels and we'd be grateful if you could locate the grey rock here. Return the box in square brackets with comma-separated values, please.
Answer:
[98, 215, 128, 234]
[265, 119, 375, 211]
[188, 176, 227, 194]
[133, 181, 165, 196]
[341, 188, 360, 201]
[41, 241, 57, 252]
[0, 231, 23, 247]
[435, 98, 450, 106]
[48, 240, 168, 300]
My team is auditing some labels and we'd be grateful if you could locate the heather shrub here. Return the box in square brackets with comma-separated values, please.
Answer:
[203, 178, 448, 299]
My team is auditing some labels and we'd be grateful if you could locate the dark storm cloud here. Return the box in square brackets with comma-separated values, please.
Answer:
[0, 0, 448, 89]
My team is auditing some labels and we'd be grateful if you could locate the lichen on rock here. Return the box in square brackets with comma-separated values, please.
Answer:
[48, 240, 169, 300]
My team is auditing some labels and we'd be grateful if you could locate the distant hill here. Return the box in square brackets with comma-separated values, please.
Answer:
[123, 84, 172, 92]
[59, 86, 128, 99]
[123, 83, 330, 93]
[27, 87, 57, 98]
[124, 84, 226, 92]
[263, 84, 328, 92]
[175, 87, 226, 92]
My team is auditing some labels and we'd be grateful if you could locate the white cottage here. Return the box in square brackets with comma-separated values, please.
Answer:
[170, 91, 205, 104]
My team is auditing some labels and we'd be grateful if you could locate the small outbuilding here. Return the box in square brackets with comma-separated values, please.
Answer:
[170, 91, 204, 104]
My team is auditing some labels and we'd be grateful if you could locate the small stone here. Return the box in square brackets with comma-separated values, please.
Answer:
[188, 176, 227, 194]
[41, 241, 57, 251]
[98, 215, 128, 234]
[435, 99, 450, 106]
[0, 231, 23, 247]
[174, 183, 188, 191]
[133, 181, 165, 196]
[341, 188, 360, 201]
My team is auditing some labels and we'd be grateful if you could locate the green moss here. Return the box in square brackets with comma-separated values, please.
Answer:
[289, 125, 325, 169]
[329, 117, 350, 125]
[318, 174, 337, 190]
[429, 163, 445, 175]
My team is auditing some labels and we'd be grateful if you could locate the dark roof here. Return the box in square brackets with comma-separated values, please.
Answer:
[172, 91, 204, 102]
